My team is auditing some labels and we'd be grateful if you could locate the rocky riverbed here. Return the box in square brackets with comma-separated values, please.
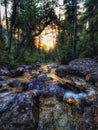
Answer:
[0, 59, 98, 130]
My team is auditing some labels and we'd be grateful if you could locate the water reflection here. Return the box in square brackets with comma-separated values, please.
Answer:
[63, 91, 87, 100]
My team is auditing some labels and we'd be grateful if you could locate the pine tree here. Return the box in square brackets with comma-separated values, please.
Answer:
[82, 0, 98, 57]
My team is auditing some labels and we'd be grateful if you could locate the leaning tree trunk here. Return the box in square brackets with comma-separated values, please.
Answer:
[15, 32, 32, 62]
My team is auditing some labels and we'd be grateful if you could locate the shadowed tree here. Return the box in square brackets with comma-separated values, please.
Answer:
[63, 0, 79, 58]
[82, 0, 98, 57]
[11, 0, 58, 62]
[0, 1, 2, 36]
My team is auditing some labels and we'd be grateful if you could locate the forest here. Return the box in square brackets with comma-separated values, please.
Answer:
[0, 0, 98, 66]
[0, 0, 98, 130]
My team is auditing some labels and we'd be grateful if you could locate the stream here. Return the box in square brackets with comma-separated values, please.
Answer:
[0, 63, 97, 130]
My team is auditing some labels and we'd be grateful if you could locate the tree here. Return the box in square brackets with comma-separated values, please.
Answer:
[0, 0, 2, 36]
[82, 0, 98, 58]
[63, 0, 79, 58]
[9, 0, 58, 62]
[76, 0, 98, 58]
[57, 0, 82, 63]
[7, 0, 19, 55]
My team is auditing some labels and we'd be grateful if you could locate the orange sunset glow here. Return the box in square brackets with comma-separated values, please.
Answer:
[35, 25, 58, 51]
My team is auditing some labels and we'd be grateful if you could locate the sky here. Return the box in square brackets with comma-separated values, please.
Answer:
[0, 2, 11, 20]
[58, 0, 63, 5]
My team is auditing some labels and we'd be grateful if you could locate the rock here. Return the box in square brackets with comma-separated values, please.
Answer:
[8, 67, 25, 77]
[0, 76, 7, 81]
[24, 65, 33, 71]
[38, 83, 65, 99]
[32, 64, 41, 70]
[56, 65, 67, 77]
[28, 80, 65, 98]
[0, 90, 39, 130]
[28, 78, 46, 91]
[86, 72, 98, 85]
[28, 76, 65, 99]
[76, 96, 98, 130]
[94, 108, 98, 128]
[0, 80, 14, 88]
[38, 74, 53, 81]
[36, 62, 42, 67]
[38, 98, 75, 130]
[58, 77, 87, 93]
[8, 79, 29, 91]
[66, 59, 98, 76]
[0, 69, 9, 76]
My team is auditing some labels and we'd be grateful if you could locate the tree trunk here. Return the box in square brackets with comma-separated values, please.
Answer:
[72, 1, 77, 59]
[15, 32, 32, 62]
[4, 0, 10, 53]
[7, 0, 19, 55]
[89, 22, 95, 58]
[0, 3, 2, 36]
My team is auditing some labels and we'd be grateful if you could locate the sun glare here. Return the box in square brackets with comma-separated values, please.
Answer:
[35, 25, 58, 51]
[41, 33, 55, 51]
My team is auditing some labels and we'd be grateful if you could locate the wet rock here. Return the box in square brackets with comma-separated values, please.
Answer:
[38, 84, 65, 99]
[0, 69, 9, 76]
[8, 79, 29, 91]
[36, 63, 41, 68]
[56, 65, 67, 77]
[71, 76, 88, 92]
[28, 73, 65, 99]
[32, 64, 41, 70]
[0, 80, 14, 88]
[58, 77, 87, 93]
[24, 65, 33, 71]
[76, 96, 98, 130]
[8, 67, 25, 77]
[0, 76, 7, 81]
[28, 78, 46, 91]
[86, 72, 98, 85]
[94, 108, 98, 128]
[38, 98, 75, 130]
[38, 74, 53, 81]
[66, 59, 98, 76]
[0, 90, 39, 130]
[63, 88, 96, 113]
[28, 74, 53, 91]
[28, 78, 65, 98]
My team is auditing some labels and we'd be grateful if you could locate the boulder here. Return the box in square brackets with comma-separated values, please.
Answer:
[28, 80, 65, 99]
[0, 69, 9, 76]
[8, 67, 25, 77]
[86, 72, 98, 85]
[66, 59, 98, 76]
[0, 76, 7, 81]
[76, 96, 98, 130]
[8, 79, 29, 91]
[28, 77, 65, 98]
[38, 83, 65, 99]
[0, 90, 39, 130]
[24, 65, 33, 71]
[0, 80, 14, 88]
[56, 65, 67, 77]
[38, 98, 75, 130]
